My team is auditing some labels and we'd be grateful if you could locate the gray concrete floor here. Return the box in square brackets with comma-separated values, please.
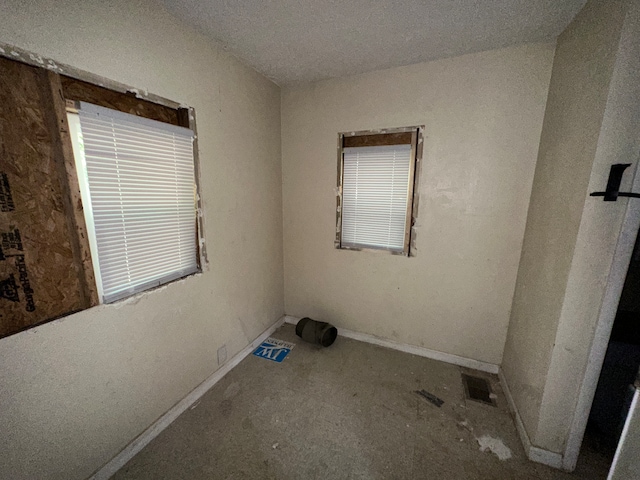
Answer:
[113, 324, 609, 479]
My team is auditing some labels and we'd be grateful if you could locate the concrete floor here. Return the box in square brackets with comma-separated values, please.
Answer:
[113, 324, 609, 479]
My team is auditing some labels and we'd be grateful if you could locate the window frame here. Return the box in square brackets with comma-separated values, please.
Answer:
[67, 102, 202, 303]
[335, 126, 423, 257]
[62, 97, 206, 305]
[59, 82, 208, 277]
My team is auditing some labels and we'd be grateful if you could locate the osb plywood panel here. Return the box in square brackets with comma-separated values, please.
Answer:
[343, 132, 413, 148]
[0, 57, 94, 337]
[61, 76, 181, 126]
[48, 72, 99, 308]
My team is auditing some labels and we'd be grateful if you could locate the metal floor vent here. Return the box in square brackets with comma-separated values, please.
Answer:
[461, 373, 496, 406]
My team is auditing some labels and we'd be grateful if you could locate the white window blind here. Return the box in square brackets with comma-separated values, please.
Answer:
[76, 102, 198, 303]
[341, 144, 412, 252]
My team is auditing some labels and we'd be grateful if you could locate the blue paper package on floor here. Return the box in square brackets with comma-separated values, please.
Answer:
[252, 337, 296, 363]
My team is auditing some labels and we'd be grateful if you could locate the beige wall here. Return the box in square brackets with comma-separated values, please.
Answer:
[502, 0, 640, 456]
[537, 0, 640, 455]
[0, 1, 283, 479]
[282, 43, 555, 366]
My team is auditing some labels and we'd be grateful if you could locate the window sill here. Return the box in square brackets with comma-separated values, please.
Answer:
[336, 244, 409, 257]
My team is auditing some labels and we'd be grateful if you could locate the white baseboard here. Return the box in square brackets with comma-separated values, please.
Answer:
[499, 368, 533, 453]
[284, 315, 499, 374]
[90, 316, 286, 480]
[499, 368, 564, 470]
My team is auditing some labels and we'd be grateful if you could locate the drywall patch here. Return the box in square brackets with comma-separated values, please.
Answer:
[477, 435, 512, 461]
[127, 88, 150, 100]
[28, 53, 44, 65]
[409, 229, 418, 256]
[45, 59, 63, 72]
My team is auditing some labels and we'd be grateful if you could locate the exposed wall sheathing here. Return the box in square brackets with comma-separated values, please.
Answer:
[0, 57, 97, 337]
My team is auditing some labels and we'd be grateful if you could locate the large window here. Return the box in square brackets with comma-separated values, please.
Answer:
[68, 102, 199, 303]
[336, 128, 421, 256]
[0, 52, 206, 337]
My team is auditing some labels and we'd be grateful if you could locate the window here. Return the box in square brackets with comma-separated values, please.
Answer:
[0, 52, 206, 337]
[68, 102, 199, 303]
[336, 128, 421, 255]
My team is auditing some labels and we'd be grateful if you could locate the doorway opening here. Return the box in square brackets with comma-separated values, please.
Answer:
[579, 229, 640, 474]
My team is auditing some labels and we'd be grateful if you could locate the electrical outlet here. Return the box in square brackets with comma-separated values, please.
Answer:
[217, 345, 227, 365]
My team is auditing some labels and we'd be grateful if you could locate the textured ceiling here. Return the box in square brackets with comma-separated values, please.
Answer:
[160, 0, 587, 86]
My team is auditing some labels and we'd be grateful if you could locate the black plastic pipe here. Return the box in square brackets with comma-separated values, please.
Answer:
[295, 317, 337, 347]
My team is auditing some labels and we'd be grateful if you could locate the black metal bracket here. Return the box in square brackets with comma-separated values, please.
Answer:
[590, 164, 640, 201]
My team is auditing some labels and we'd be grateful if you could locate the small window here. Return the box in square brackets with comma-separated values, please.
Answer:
[336, 128, 421, 255]
[67, 102, 199, 303]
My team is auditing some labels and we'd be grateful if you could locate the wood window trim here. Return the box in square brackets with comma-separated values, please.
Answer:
[60, 76, 184, 127]
[342, 132, 413, 148]
[335, 126, 424, 257]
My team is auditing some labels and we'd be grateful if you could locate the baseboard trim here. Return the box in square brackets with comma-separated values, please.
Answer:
[499, 368, 534, 455]
[498, 368, 564, 470]
[284, 315, 499, 374]
[90, 316, 286, 480]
